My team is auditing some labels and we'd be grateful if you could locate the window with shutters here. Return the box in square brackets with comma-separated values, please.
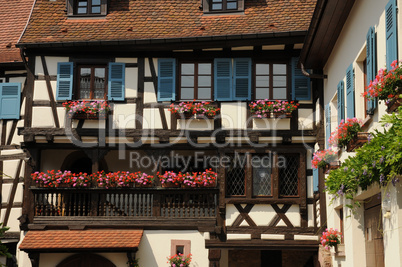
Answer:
[179, 61, 213, 101]
[56, 62, 125, 101]
[67, 0, 107, 16]
[255, 63, 287, 100]
[76, 65, 107, 100]
[225, 152, 302, 199]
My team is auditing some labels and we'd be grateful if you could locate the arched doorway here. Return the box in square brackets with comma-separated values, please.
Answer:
[56, 254, 116, 267]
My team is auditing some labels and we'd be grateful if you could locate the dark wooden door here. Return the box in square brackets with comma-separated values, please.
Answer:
[364, 194, 384, 267]
[56, 254, 116, 267]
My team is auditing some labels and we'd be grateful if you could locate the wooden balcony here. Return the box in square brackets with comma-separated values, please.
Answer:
[29, 187, 219, 230]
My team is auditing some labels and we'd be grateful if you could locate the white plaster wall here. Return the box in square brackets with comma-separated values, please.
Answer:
[145, 58, 158, 77]
[143, 108, 165, 129]
[144, 81, 157, 104]
[383, 181, 402, 267]
[252, 117, 290, 130]
[33, 80, 50, 101]
[113, 103, 136, 129]
[125, 67, 138, 98]
[298, 108, 314, 130]
[0, 208, 21, 232]
[32, 107, 54, 128]
[221, 102, 247, 129]
[6, 120, 24, 145]
[2, 183, 23, 205]
[246, 204, 276, 226]
[1, 159, 24, 182]
[276, 204, 300, 227]
[35, 56, 68, 76]
[177, 118, 214, 130]
[136, 230, 209, 267]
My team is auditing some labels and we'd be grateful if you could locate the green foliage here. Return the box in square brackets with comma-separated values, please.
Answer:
[325, 106, 402, 205]
[0, 223, 12, 266]
[127, 258, 139, 267]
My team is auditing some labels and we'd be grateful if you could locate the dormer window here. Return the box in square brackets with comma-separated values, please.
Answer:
[211, 0, 238, 11]
[202, 0, 244, 13]
[67, 0, 107, 16]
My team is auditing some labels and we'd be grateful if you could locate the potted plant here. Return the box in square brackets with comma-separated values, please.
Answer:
[320, 228, 342, 251]
[328, 118, 364, 149]
[196, 169, 218, 187]
[363, 59, 402, 112]
[134, 172, 154, 187]
[167, 253, 192, 267]
[249, 99, 273, 118]
[271, 100, 299, 117]
[312, 149, 338, 170]
[158, 171, 183, 187]
[63, 100, 110, 120]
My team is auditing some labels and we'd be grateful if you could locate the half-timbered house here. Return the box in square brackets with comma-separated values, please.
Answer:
[13, 0, 325, 266]
[0, 1, 35, 266]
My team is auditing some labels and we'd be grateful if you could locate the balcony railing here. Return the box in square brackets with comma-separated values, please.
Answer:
[31, 187, 218, 219]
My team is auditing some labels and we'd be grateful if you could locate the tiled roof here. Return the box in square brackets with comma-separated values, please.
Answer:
[19, 0, 317, 45]
[0, 0, 34, 63]
[19, 229, 143, 251]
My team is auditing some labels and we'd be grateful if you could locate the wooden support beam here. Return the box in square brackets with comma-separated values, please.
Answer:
[136, 58, 145, 129]
[3, 159, 23, 226]
[41, 56, 60, 128]
[24, 56, 35, 128]
[148, 57, 168, 130]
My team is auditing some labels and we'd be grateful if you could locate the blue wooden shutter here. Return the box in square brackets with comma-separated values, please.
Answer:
[337, 81, 344, 124]
[366, 27, 377, 114]
[313, 166, 319, 193]
[214, 58, 232, 101]
[157, 59, 176, 101]
[56, 62, 73, 100]
[291, 57, 311, 100]
[108, 62, 125, 101]
[386, 0, 398, 70]
[325, 104, 331, 148]
[233, 58, 251, 100]
[346, 64, 355, 118]
[0, 83, 21, 119]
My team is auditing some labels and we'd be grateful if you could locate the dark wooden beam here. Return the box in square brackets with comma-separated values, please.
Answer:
[40, 56, 60, 128]
[135, 58, 145, 129]
[24, 56, 35, 129]
[3, 160, 23, 226]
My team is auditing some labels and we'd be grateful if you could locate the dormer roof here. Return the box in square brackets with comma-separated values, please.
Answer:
[18, 0, 317, 47]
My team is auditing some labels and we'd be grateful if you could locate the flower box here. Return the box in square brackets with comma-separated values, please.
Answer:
[175, 112, 194, 119]
[195, 114, 216, 119]
[170, 101, 220, 120]
[251, 113, 271, 119]
[272, 112, 292, 118]
[68, 112, 108, 120]
[386, 97, 402, 113]
[162, 182, 181, 188]
[346, 132, 369, 152]
[333, 244, 345, 257]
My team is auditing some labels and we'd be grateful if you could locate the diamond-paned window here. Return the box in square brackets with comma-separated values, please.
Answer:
[252, 155, 272, 196]
[226, 154, 246, 196]
[279, 155, 299, 196]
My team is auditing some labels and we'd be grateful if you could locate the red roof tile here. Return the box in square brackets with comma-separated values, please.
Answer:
[0, 0, 35, 63]
[19, 0, 317, 45]
[19, 229, 143, 251]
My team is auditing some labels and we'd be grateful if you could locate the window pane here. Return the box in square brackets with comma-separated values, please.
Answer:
[94, 68, 105, 99]
[198, 87, 211, 100]
[252, 156, 272, 196]
[273, 87, 286, 99]
[92, 0, 100, 5]
[198, 76, 211, 87]
[226, 154, 246, 196]
[181, 76, 194, 87]
[92, 6, 101, 13]
[256, 64, 269, 75]
[78, 1, 88, 6]
[212, 0, 222, 2]
[227, 2, 237, 10]
[256, 76, 269, 87]
[181, 64, 194, 75]
[198, 64, 211, 75]
[273, 75, 286, 87]
[77, 7, 87, 14]
[256, 88, 269, 100]
[79, 68, 91, 99]
[212, 4, 222, 10]
[279, 155, 299, 196]
[273, 64, 286, 74]
[180, 87, 194, 100]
